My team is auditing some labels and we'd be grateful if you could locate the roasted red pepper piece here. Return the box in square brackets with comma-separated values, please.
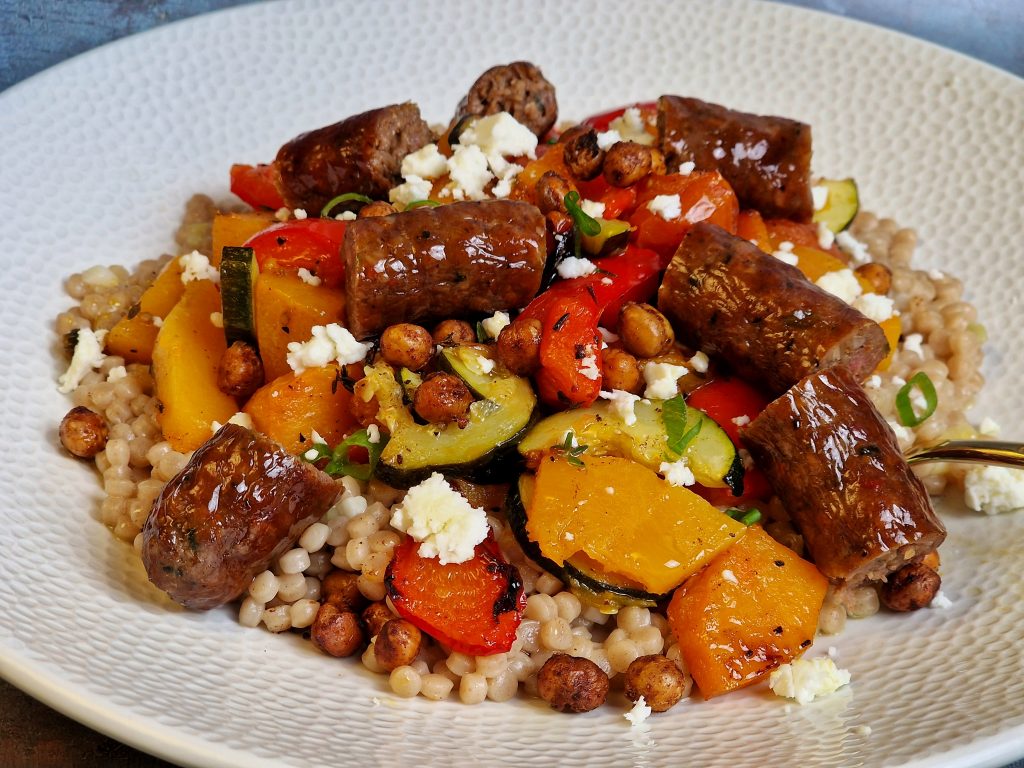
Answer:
[230, 163, 285, 211]
[384, 532, 525, 656]
[243, 218, 348, 288]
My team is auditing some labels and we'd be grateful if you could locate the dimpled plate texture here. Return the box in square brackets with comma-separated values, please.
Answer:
[1, 0, 1023, 766]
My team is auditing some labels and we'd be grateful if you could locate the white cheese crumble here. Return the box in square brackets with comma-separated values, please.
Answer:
[930, 590, 954, 609]
[677, 161, 696, 176]
[480, 310, 511, 340]
[664, 559, 681, 568]
[303, 447, 320, 461]
[579, 354, 601, 381]
[389, 175, 435, 208]
[209, 311, 223, 329]
[979, 417, 1001, 437]
[687, 351, 709, 373]
[624, 695, 653, 726]
[293, 208, 308, 220]
[643, 361, 688, 400]
[774, 251, 799, 267]
[460, 112, 538, 170]
[816, 221, 835, 250]
[608, 107, 654, 146]
[477, 357, 496, 374]
[711, 147, 726, 160]
[600, 389, 642, 426]
[152, 316, 163, 328]
[580, 199, 606, 219]
[647, 194, 682, 221]
[366, 424, 381, 444]
[886, 419, 915, 447]
[297, 268, 322, 287]
[447, 144, 494, 200]
[731, 414, 751, 427]
[286, 323, 371, 374]
[556, 256, 599, 280]
[815, 269, 863, 305]
[811, 185, 829, 211]
[335, 210, 358, 221]
[390, 473, 489, 564]
[57, 328, 107, 393]
[606, 486, 615, 495]
[964, 465, 1024, 514]
[721, 568, 739, 585]
[659, 458, 696, 487]
[81, 265, 120, 288]
[598, 327, 620, 344]
[730, 140, 768, 164]
[211, 411, 254, 433]
[106, 365, 127, 382]
[902, 333, 925, 359]
[864, 374, 882, 389]
[401, 143, 448, 180]
[852, 293, 896, 323]
[179, 251, 220, 284]
[596, 129, 623, 150]
[835, 230, 871, 263]
[769, 657, 851, 704]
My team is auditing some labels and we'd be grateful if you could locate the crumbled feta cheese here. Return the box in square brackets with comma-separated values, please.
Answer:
[480, 310, 511, 340]
[389, 174, 435, 208]
[979, 417, 1001, 437]
[366, 424, 381, 444]
[580, 199, 606, 219]
[852, 293, 896, 323]
[835, 231, 871, 263]
[556, 256, 599, 279]
[647, 194, 682, 221]
[731, 414, 750, 427]
[212, 411, 254, 433]
[930, 590, 953, 609]
[274, 207, 290, 221]
[81, 265, 121, 288]
[106, 365, 127, 382]
[774, 251, 800, 266]
[335, 210, 358, 221]
[711, 146, 726, 160]
[902, 333, 924, 359]
[303, 448, 319, 461]
[179, 251, 219, 284]
[811, 185, 829, 211]
[401, 143, 448, 180]
[660, 458, 696, 487]
[886, 419, 915, 446]
[600, 389, 642, 426]
[293, 208, 308, 220]
[446, 144, 493, 200]
[864, 374, 882, 389]
[816, 221, 835, 250]
[964, 465, 1024, 514]
[491, 164, 523, 199]
[624, 695, 653, 726]
[596, 129, 623, 150]
[721, 568, 738, 584]
[579, 354, 601, 381]
[57, 328, 107, 393]
[815, 269, 863, 305]
[677, 161, 696, 176]
[152, 316, 163, 328]
[476, 356, 496, 374]
[664, 559, 681, 568]
[777, 241, 794, 252]
[600, 277, 613, 285]
[310, 429, 327, 445]
[928, 269, 946, 281]
[643, 361, 688, 400]
[286, 323, 371, 374]
[684, 196, 718, 224]
[598, 327, 619, 344]
[209, 311, 223, 328]
[605, 486, 615, 495]
[608, 107, 654, 146]
[460, 112, 538, 169]
[769, 657, 851, 704]
[297, 268, 321, 287]
[390, 473, 489, 564]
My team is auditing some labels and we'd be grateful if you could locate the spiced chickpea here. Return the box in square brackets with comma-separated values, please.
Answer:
[603, 141, 653, 187]
[322, 569, 367, 612]
[649, 147, 667, 176]
[854, 262, 893, 295]
[217, 341, 264, 399]
[536, 171, 572, 215]
[555, 124, 590, 146]
[537, 654, 609, 713]
[413, 372, 474, 426]
[495, 318, 543, 375]
[432, 319, 476, 345]
[373, 618, 422, 672]
[351, 378, 382, 427]
[358, 200, 397, 218]
[380, 323, 434, 371]
[59, 406, 109, 458]
[562, 128, 604, 181]
[601, 348, 642, 393]
[546, 210, 573, 237]
[618, 302, 675, 358]
[881, 562, 941, 612]
[624, 655, 689, 712]
[361, 601, 394, 638]
[310, 603, 365, 658]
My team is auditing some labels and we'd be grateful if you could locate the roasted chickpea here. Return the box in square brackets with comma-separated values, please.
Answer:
[380, 323, 434, 371]
[358, 200, 397, 218]
[217, 341, 264, 399]
[618, 302, 675, 358]
[350, 377, 382, 427]
[413, 372, 474, 426]
[311, 603, 365, 657]
[495, 318, 543, 375]
[854, 262, 893, 295]
[603, 141, 653, 187]
[649, 147, 668, 176]
[59, 406, 108, 458]
[624, 655, 690, 712]
[374, 618, 422, 672]
[881, 562, 941, 612]
[546, 210, 573, 236]
[536, 171, 572, 215]
[601, 348, 642, 393]
[562, 127, 604, 181]
[361, 601, 395, 638]
[432, 319, 476, 345]
[537, 653, 609, 713]
[322, 569, 367, 612]
[555, 124, 590, 146]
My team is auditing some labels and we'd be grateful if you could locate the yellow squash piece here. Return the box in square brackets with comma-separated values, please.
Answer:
[104, 258, 185, 364]
[875, 315, 902, 372]
[152, 280, 237, 451]
[527, 455, 747, 595]
[210, 211, 275, 268]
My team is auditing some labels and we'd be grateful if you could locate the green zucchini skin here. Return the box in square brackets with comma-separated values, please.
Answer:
[812, 178, 859, 234]
[219, 246, 258, 346]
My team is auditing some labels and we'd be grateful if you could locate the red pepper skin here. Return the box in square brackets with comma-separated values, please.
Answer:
[581, 101, 658, 133]
[230, 163, 285, 211]
[384, 532, 525, 656]
[243, 218, 348, 288]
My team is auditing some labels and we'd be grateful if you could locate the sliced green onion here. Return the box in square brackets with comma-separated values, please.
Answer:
[725, 507, 762, 526]
[895, 371, 938, 427]
[564, 191, 601, 237]
[663, 394, 702, 456]
[304, 429, 388, 481]
[406, 199, 441, 210]
[320, 192, 374, 218]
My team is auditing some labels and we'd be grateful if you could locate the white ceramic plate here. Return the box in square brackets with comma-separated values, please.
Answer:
[1, 1, 1023, 766]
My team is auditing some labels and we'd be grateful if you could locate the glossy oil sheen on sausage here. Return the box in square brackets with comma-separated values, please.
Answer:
[657, 222, 888, 395]
[742, 366, 946, 586]
[343, 200, 547, 339]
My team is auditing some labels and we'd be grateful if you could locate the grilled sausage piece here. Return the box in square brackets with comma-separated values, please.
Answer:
[742, 367, 946, 587]
[142, 424, 339, 610]
[456, 61, 558, 138]
[275, 103, 433, 213]
[657, 223, 888, 396]
[658, 95, 814, 221]
[343, 200, 546, 339]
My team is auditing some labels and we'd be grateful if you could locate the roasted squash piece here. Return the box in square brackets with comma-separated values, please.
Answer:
[243, 364, 358, 455]
[210, 211, 275, 268]
[667, 526, 828, 699]
[152, 280, 237, 451]
[105, 258, 185, 364]
[875, 315, 902, 372]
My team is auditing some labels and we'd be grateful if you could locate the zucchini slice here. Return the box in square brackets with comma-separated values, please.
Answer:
[581, 218, 632, 257]
[517, 398, 743, 494]
[373, 346, 536, 488]
[219, 246, 259, 345]
[812, 178, 859, 234]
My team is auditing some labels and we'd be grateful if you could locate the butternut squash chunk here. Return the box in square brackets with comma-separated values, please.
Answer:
[210, 211, 275, 268]
[667, 526, 828, 699]
[254, 272, 346, 382]
[875, 315, 902, 372]
[243, 364, 358, 455]
[105, 258, 185, 364]
[527, 455, 746, 595]
[152, 280, 237, 451]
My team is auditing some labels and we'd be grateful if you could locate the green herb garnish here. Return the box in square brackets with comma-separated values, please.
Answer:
[320, 192, 373, 218]
[559, 430, 589, 468]
[662, 394, 702, 457]
[895, 371, 938, 427]
[304, 429, 387, 481]
[564, 191, 602, 237]
[406, 199, 441, 209]
[475, 320, 489, 343]
[725, 507, 762, 526]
